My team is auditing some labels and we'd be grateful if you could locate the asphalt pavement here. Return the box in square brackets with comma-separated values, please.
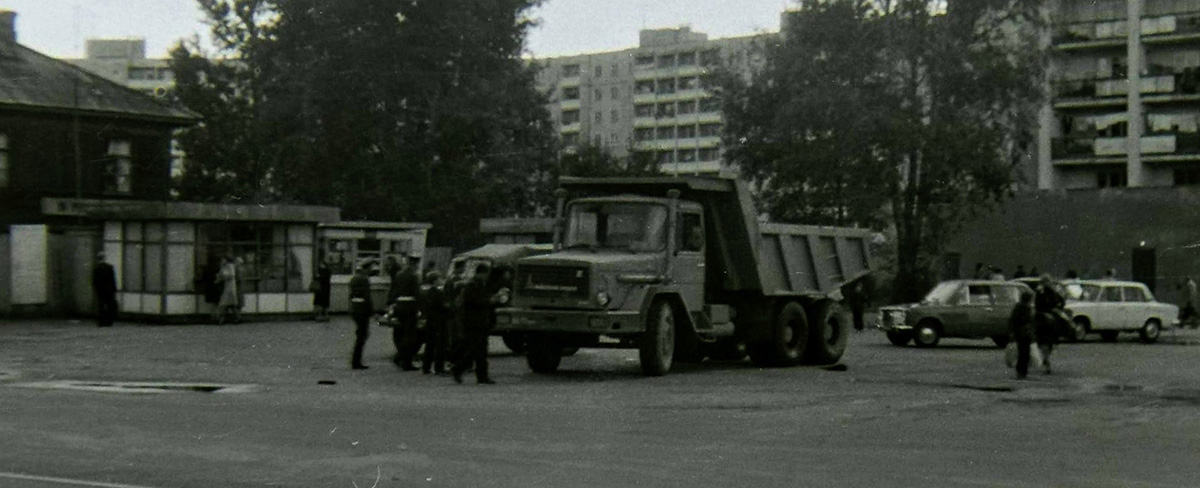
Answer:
[2, 317, 1200, 488]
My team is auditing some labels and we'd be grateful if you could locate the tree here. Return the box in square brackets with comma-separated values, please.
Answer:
[169, 0, 557, 250]
[722, 0, 1045, 301]
[557, 143, 660, 179]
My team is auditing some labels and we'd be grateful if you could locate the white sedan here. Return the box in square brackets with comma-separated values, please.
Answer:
[1062, 280, 1179, 343]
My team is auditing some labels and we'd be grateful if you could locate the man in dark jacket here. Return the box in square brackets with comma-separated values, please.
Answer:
[1034, 275, 1065, 375]
[92, 252, 118, 327]
[1009, 291, 1035, 379]
[390, 256, 421, 371]
[420, 271, 450, 375]
[348, 264, 374, 370]
[453, 263, 496, 384]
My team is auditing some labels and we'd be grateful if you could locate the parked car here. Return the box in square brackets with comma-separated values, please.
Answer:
[1061, 279, 1179, 343]
[878, 280, 1033, 348]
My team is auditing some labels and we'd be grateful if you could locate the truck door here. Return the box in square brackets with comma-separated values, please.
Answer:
[674, 212, 705, 312]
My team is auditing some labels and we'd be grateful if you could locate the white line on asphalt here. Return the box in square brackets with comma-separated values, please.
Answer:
[0, 471, 162, 488]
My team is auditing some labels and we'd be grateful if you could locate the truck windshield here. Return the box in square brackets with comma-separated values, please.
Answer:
[564, 202, 668, 252]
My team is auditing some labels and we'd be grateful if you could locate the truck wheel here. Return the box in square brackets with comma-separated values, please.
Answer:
[639, 299, 676, 376]
[1139, 319, 1161, 344]
[749, 302, 808, 367]
[912, 320, 940, 348]
[526, 337, 562, 374]
[501, 334, 527, 355]
[886, 330, 911, 346]
[804, 301, 847, 364]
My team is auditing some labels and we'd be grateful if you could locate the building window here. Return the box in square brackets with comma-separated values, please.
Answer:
[700, 49, 720, 67]
[611, 86, 620, 99]
[680, 76, 699, 91]
[677, 100, 697, 115]
[1097, 169, 1127, 188]
[635, 55, 655, 68]
[656, 102, 676, 119]
[562, 64, 581, 77]
[656, 126, 676, 140]
[593, 135, 602, 146]
[106, 140, 133, 194]
[594, 88, 603, 101]
[0, 133, 8, 188]
[699, 97, 720, 113]
[699, 147, 720, 161]
[594, 112, 603, 125]
[594, 65, 603, 78]
[635, 104, 654, 118]
[635, 128, 655, 141]
[657, 54, 677, 69]
[658, 151, 676, 164]
[563, 86, 580, 100]
[562, 109, 580, 124]
[678, 125, 696, 139]
[656, 78, 676, 95]
[609, 133, 620, 145]
[563, 133, 580, 146]
[678, 52, 696, 66]
[635, 80, 655, 95]
[197, 223, 311, 293]
[1175, 168, 1200, 186]
[611, 64, 620, 76]
[699, 123, 722, 137]
[611, 109, 619, 124]
[679, 149, 697, 162]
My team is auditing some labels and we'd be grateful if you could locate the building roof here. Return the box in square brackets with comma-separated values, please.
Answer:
[0, 41, 197, 125]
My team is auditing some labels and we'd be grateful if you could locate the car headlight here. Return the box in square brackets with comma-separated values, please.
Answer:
[595, 291, 610, 307]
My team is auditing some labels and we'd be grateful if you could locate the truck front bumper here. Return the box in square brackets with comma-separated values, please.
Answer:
[495, 308, 644, 335]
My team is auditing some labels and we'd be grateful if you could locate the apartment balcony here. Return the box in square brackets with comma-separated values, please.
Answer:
[632, 136, 721, 152]
[661, 160, 723, 175]
[1053, 73, 1200, 109]
[1050, 133, 1200, 164]
[559, 99, 581, 110]
[633, 65, 708, 81]
[1053, 15, 1200, 51]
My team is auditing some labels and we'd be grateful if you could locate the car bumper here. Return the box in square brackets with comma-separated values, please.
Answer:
[495, 308, 644, 335]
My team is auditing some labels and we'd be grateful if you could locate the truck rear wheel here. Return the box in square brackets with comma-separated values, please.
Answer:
[526, 336, 563, 374]
[639, 299, 676, 376]
[749, 301, 808, 367]
[804, 301, 847, 364]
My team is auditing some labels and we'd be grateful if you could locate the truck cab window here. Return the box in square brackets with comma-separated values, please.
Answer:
[679, 213, 703, 252]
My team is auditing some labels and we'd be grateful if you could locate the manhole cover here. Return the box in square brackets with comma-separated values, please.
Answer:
[11, 380, 258, 394]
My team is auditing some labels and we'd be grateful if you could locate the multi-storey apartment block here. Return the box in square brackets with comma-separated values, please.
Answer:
[1041, 0, 1200, 189]
[534, 27, 764, 175]
[65, 39, 174, 99]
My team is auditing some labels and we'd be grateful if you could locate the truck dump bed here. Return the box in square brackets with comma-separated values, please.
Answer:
[558, 176, 874, 297]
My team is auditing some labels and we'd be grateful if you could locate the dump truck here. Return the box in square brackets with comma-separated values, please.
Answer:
[493, 175, 874, 376]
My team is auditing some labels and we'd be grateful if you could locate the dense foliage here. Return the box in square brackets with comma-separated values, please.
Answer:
[722, 0, 1045, 300]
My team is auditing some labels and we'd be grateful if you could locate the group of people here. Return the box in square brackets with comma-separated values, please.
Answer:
[347, 256, 513, 385]
[1007, 275, 1068, 379]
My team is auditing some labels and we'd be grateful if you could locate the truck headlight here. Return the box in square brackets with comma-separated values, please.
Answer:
[595, 291, 610, 307]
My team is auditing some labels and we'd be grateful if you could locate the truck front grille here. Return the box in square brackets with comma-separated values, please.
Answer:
[517, 265, 589, 301]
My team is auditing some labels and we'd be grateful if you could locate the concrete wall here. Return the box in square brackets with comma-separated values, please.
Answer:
[948, 187, 1200, 305]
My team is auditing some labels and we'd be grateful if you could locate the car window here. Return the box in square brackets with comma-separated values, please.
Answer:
[967, 285, 993, 305]
[1102, 286, 1123, 302]
[994, 286, 1020, 305]
[1123, 286, 1149, 302]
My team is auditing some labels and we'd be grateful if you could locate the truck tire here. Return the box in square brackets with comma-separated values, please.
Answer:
[501, 333, 527, 355]
[526, 337, 563, 374]
[804, 300, 847, 364]
[749, 301, 808, 367]
[639, 299, 676, 376]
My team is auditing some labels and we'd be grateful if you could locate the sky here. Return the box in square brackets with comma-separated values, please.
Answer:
[0, 0, 788, 59]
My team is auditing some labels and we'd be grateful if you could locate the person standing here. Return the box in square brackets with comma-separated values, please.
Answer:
[453, 263, 496, 385]
[348, 264, 373, 370]
[92, 252, 118, 327]
[1034, 275, 1065, 374]
[420, 271, 450, 375]
[845, 281, 868, 332]
[390, 256, 421, 371]
[1009, 291, 1035, 379]
[215, 256, 243, 325]
[313, 254, 332, 322]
